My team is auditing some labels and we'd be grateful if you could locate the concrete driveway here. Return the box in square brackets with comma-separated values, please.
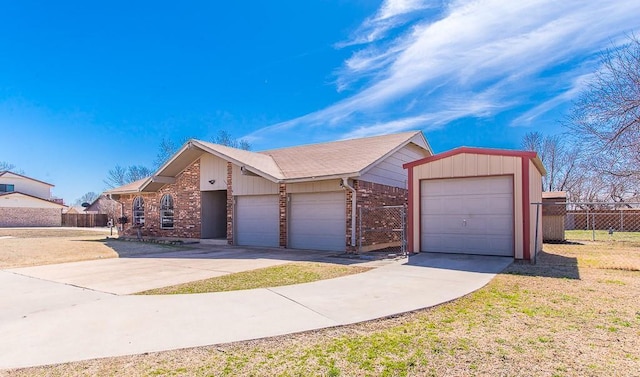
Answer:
[0, 249, 512, 370]
[5, 247, 358, 294]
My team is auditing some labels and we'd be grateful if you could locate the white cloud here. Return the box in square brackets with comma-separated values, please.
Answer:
[336, 0, 437, 47]
[247, 0, 640, 148]
[511, 72, 596, 126]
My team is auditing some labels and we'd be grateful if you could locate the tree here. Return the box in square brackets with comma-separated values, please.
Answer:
[565, 34, 640, 180]
[213, 130, 251, 150]
[521, 131, 580, 193]
[74, 192, 99, 206]
[0, 161, 25, 174]
[104, 165, 153, 189]
[0, 161, 16, 171]
[104, 130, 250, 189]
[153, 132, 250, 169]
[153, 137, 186, 169]
[127, 165, 153, 182]
[104, 165, 127, 189]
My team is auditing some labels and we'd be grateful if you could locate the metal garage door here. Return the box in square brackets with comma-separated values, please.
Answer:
[420, 176, 514, 256]
[289, 191, 346, 251]
[235, 195, 279, 247]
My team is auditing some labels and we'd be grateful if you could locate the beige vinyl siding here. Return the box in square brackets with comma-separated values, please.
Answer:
[231, 164, 279, 196]
[529, 159, 543, 255]
[287, 180, 342, 193]
[199, 154, 228, 191]
[0, 173, 51, 199]
[0, 193, 64, 208]
[410, 153, 525, 259]
[360, 143, 429, 188]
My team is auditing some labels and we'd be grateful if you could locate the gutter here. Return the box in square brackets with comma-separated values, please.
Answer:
[341, 177, 357, 250]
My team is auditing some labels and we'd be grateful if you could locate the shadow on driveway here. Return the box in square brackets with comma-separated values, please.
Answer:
[405, 252, 513, 274]
[97, 238, 381, 267]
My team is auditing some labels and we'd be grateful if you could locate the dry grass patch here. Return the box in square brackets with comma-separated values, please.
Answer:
[137, 262, 373, 295]
[0, 228, 117, 269]
[0, 228, 190, 269]
[6, 242, 640, 377]
[542, 240, 640, 271]
[0, 228, 113, 238]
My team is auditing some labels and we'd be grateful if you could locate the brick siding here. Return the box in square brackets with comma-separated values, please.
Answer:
[0, 207, 62, 227]
[279, 183, 287, 247]
[119, 159, 202, 239]
[353, 180, 408, 252]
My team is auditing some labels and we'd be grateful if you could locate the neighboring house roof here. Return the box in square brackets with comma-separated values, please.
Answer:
[0, 171, 55, 187]
[64, 206, 87, 214]
[106, 131, 432, 195]
[0, 191, 67, 208]
[542, 191, 567, 199]
[85, 194, 120, 213]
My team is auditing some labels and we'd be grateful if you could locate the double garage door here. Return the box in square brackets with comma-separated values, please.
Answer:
[420, 176, 514, 256]
[234, 192, 346, 251]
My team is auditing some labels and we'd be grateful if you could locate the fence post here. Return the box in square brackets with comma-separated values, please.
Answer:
[591, 212, 596, 241]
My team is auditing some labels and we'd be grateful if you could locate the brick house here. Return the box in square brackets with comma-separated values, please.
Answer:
[106, 131, 432, 252]
[0, 171, 66, 227]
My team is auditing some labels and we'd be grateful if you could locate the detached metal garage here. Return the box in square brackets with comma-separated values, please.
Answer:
[404, 148, 546, 260]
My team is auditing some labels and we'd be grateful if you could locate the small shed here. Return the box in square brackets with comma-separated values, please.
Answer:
[542, 191, 566, 242]
[403, 147, 546, 260]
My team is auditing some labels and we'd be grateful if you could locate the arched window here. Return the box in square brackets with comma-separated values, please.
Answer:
[132, 196, 145, 226]
[160, 194, 174, 229]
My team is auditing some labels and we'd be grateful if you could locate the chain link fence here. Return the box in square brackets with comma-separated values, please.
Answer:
[358, 205, 406, 255]
[533, 201, 640, 242]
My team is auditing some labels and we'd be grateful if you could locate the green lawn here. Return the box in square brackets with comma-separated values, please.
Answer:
[565, 229, 640, 242]
[137, 262, 373, 295]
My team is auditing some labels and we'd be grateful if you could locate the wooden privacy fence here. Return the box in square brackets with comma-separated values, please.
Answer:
[61, 213, 108, 227]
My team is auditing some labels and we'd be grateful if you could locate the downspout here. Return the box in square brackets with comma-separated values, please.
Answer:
[341, 178, 357, 250]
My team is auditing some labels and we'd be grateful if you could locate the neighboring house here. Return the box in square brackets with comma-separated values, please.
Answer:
[106, 131, 432, 251]
[85, 194, 121, 222]
[0, 171, 53, 199]
[0, 171, 66, 227]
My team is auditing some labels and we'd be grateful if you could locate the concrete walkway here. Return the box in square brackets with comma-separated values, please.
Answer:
[0, 252, 512, 370]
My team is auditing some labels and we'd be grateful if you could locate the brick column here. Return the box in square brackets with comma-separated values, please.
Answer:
[226, 162, 234, 245]
[279, 183, 287, 248]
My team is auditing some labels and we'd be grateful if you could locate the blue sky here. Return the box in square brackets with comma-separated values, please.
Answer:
[1, 0, 639, 203]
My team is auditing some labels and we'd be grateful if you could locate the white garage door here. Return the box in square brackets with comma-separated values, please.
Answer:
[289, 192, 346, 251]
[420, 176, 514, 256]
[235, 195, 279, 247]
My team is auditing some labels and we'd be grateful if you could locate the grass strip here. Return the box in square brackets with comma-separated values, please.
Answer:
[137, 262, 373, 295]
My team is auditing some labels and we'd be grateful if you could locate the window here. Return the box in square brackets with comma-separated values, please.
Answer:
[0, 184, 15, 193]
[132, 196, 145, 226]
[160, 194, 174, 229]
